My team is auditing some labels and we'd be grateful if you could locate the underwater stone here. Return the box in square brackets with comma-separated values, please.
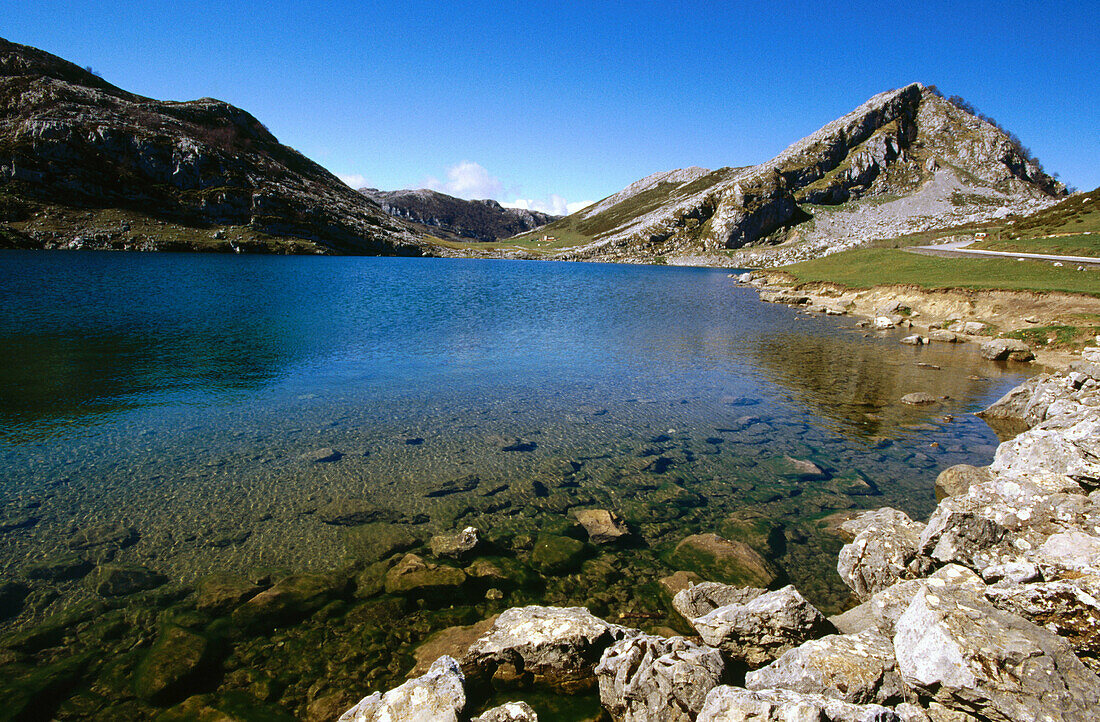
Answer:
[89, 564, 167, 597]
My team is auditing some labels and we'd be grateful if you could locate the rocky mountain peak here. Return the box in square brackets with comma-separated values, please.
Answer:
[537, 82, 1064, 264]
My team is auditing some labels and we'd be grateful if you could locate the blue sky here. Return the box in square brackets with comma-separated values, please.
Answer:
[7, 1, 1098, 212]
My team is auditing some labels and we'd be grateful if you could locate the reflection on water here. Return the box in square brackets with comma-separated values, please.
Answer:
[0, 252, 1038, 720]
[754, 330, 1025, 438]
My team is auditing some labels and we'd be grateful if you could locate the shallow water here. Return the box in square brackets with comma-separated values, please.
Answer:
[0, 251, 1036, 718]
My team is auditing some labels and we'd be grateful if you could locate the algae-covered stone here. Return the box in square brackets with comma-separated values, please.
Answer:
[68, 522, 138, 550]
[384, 553, 466, 595]
[411, 616, 498, 677]
[317, 499, 396, 526]
[573, 509, 629, 544]
[134, 626, 210, 703]
[668, 533, 778, 588]
[529, 535, 587, 575]
[342, 523, 422, 562]
[89, 564, 167, 597]
[195, 573, 264, 615]
[24, 554, 93, 582]
[430, 527, 481, 559]
[0, 581, 29, 619]
[232, 573, 346, 629]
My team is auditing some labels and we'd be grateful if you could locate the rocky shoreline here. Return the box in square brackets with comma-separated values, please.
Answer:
[337, 353, 1100, 721]
[738, 271, 1100, 371]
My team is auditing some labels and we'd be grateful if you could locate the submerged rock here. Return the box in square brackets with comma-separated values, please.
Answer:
[317, 498, 397, 526]
[232, 573, 345, 629]
[462, 605, 633, 692]
[301, 447, 343, 463]
[0, 581, 29, 619]
[745, 628, 908, 706]
[573, 509, 629, 544]
[339, 655, 465, 722]
[697, 686, 899, 722]
[690, 585, 833, 668]
[529, 535, 587, 575]
[89, 564, 167, 597]
[669, 533, 779, 588]
[134, 626, 210, 703]
[430, 526, 481, 559]
[596, 633, 725, 721]
[68, 522, 138, 551]
[384, 553, 466, 595]
[425, 474, 481, 497]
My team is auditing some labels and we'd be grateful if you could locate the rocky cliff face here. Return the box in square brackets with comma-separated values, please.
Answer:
[537, 83, 1065, 265]
[360, 188, 558, 243]
[0, 38, 428, 254]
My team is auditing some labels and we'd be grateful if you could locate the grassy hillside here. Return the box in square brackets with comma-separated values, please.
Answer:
[968, 187, 1100, 257]
[780, 247, 1100, 296]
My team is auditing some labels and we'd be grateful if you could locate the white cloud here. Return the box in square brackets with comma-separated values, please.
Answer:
[425, 161, 503, 200]
[338, 173, 369, 189]
[502, 195, 595, 216]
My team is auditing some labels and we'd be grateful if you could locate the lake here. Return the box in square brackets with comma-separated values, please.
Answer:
[0, 251, 1034, 719]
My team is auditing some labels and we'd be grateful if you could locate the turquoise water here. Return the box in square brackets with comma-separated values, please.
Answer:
[0, 251, 1035, 719]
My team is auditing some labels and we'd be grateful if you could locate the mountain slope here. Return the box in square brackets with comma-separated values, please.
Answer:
[524, 83, 1064, 265]
[359, 187, 558, 242]
[0, 38, 428, 254]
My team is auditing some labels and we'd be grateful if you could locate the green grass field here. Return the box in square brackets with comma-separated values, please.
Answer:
[780, 248, 1100, 296]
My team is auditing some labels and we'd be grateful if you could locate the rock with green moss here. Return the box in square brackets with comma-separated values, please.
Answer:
[668, 533, 779, 588]
[0, 581, 29, 619]
[89, 564, 167, 597]
[231, 573, 346, 630]
[134, 626, 211, 703]
[529, 535, 587, 575]
[383, 554, 466, 595]
[195, 574, 265, 615]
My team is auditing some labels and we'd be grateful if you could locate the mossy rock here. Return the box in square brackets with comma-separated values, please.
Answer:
[230, 573, 347, 630]
[667, 533, 779, 588]
[0, 653, 92, 721]
[383, 554, 467, 595]
[154, 691, 297, 722]
[195, 573, 265, 615]
[341, 523, 423, 563]
[529, 535, 588, 575]
[718, 515, 787, 557]
[134, 626, 212, 704]
[88, 564, 168, 597]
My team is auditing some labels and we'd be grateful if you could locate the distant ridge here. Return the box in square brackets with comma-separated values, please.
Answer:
[359, 187, 559, 243]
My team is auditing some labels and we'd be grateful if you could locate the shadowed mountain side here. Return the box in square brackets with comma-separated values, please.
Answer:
[0, 37, 430, 255]
[360, 188, 560, 243]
